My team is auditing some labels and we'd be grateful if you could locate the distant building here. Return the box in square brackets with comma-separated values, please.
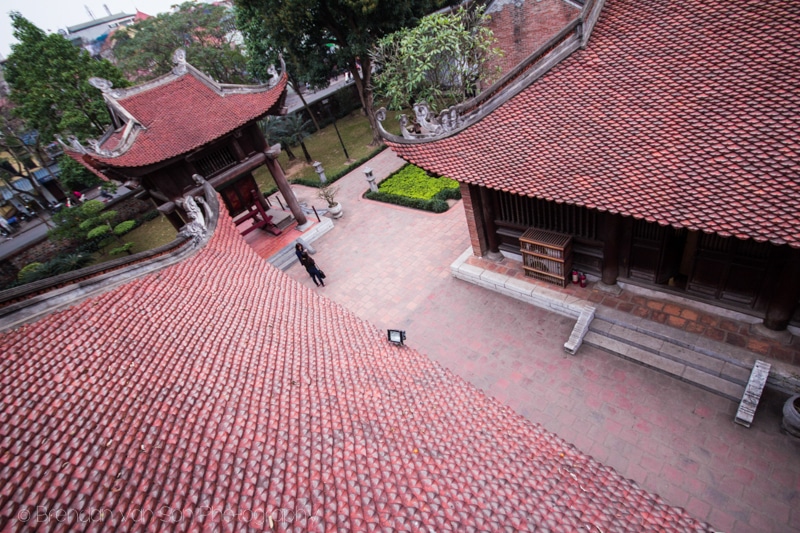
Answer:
[59, 7, 150, 58]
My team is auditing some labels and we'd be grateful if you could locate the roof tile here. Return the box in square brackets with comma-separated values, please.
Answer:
[389, 0, 800, 247]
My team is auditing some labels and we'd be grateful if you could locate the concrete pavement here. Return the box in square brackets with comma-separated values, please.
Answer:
[275, 148, 800, 532]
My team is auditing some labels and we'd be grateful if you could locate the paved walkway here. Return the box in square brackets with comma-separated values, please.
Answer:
[260, 149, 799, 532]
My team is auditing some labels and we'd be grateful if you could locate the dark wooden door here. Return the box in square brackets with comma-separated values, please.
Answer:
[627, 220, 684, 284]
[219, 174, 258, 216]
[686, 234, 771, 309]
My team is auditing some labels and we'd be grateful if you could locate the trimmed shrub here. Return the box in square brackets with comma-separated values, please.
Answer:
[18, 262, 44, 283]
[14, 253, 93, 286]
[364, 163, 461, 213]
[377, 164, 459, 200]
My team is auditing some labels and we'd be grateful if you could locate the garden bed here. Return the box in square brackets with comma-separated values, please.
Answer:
[365, 164, 461, 213]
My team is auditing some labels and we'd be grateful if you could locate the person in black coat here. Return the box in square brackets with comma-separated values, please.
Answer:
[295, 243, 306, 265]
[301, 251, 325, 287]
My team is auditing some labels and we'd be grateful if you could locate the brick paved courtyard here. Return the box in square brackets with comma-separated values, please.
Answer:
[271, 150, 800, 532]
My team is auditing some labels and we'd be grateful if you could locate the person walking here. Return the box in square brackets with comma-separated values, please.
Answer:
[301, 250, 325, 287]
[295, 243, 306, 265]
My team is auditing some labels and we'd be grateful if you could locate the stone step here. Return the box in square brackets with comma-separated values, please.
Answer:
[584, 317, 748, 401]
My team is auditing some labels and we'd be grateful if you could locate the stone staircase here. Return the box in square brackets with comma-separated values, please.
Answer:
[585, 307, 753, 401]
[450, 248, 800, 402]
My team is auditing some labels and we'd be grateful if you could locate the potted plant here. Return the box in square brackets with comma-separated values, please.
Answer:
[318, 183, 343, 219]
[782, 394, 800, 438]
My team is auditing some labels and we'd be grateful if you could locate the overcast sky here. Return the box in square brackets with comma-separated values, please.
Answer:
[1, 0, 183, 58]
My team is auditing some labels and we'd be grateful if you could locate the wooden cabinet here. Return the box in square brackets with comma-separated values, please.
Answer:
[519, 228, 573, 287]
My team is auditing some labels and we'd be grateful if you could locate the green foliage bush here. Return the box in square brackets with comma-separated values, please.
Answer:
[17, 262, 44, 282]
[364, 163, 461, 213]
[14, 253, 93, 286]
[113, 220, 136, 236]
[141, 210, 160, 223]
[109, 243, 135, 256]
[43, 253, 94, 275]
[377, 164, 459, 200]
[58, 156, 102, 192]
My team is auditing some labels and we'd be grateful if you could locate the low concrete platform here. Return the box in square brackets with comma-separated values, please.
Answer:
[451, 247, 800, 401]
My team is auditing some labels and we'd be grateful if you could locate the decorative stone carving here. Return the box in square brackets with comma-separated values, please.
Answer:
[178, 175, 211, 242]
[172, 49, 188, 76]
[88, 77, 113, 93]
[87, 139, 114, 157]
[88, 77, 124, 98]
[375, 102, 464, 140]
[56, 135, 87, 155]
[183, 196, 206, 230]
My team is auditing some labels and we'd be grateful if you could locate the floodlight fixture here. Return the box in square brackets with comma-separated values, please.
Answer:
[387, 329, 406, 346]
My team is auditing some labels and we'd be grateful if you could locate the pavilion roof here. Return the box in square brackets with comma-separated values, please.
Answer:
[84, 64, 288, 169]
[0, 201, 710, 531]
[386, 0, 800, 247]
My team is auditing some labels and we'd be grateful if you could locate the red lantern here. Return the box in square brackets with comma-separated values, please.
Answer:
[579, 273, 587, 288]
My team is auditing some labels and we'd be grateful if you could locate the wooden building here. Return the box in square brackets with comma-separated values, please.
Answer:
[380, 0, 800, 330]
[64, 50, 307, 232]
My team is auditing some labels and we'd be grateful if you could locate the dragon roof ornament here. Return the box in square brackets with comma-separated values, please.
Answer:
[56, 135, 87, 155]
[376, 102, 464, 140]
[172, 49, 188, 76]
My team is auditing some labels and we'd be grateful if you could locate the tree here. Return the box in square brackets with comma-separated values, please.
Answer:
[113, 2, 251, 84]
[234, 2, 324, 132]
[49, 200, 136, 256]
[4, 13, 129, 143]
[279, 114, 315, 164]
[58, 155, 102, 192]
[0, 98, 58, 225]
[260, 116, 297, 161]
[372, 6, 503, 111]
[236, 0, 456, 145]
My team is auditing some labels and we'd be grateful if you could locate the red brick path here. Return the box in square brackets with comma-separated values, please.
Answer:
[251, 149, 800, 533]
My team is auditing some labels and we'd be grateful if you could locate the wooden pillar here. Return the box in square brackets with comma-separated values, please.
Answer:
[231, 135, 246, 161]
[479, 187, 501, 256]
[263, 144, 308, 227]
[602, 212, 621, 285]
[763, 247, 800, 331]
[461, 183, 488, 256]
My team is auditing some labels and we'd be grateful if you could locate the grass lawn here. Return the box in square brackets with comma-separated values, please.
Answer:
[92, 214, 178, 265]
[253, 110, 379, 191]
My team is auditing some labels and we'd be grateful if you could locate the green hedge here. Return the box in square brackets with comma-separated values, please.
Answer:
[364, 191, 450, 213]
[377, 164, 459, 200]
[364, 164, 461, 213]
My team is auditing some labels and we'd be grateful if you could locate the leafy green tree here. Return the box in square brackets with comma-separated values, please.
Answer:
[49, 200, 136, 255]
[236, 0, 456, 145]
[58, 155, 102, 192]
[113, 2, 251, 83]
[372, 6, 502, 111]
[4, 13, 129, 142]
[234, 2, 324, 131]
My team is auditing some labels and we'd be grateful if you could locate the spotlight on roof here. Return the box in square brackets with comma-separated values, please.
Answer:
[387, 329, 406, 346]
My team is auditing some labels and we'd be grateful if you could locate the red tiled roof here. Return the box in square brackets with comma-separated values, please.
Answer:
[388, 0, 800, 247]
[90, 72, 287, 168]
[0, 204, 711, 530]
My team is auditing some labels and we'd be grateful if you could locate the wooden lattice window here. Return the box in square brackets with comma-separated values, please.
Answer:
[195, 146, 236, 178]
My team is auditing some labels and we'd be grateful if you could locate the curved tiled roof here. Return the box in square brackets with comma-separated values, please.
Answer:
[0, 206, 711, 530]
[387, 0, 800, 247]
[88, 71, 287, 168]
